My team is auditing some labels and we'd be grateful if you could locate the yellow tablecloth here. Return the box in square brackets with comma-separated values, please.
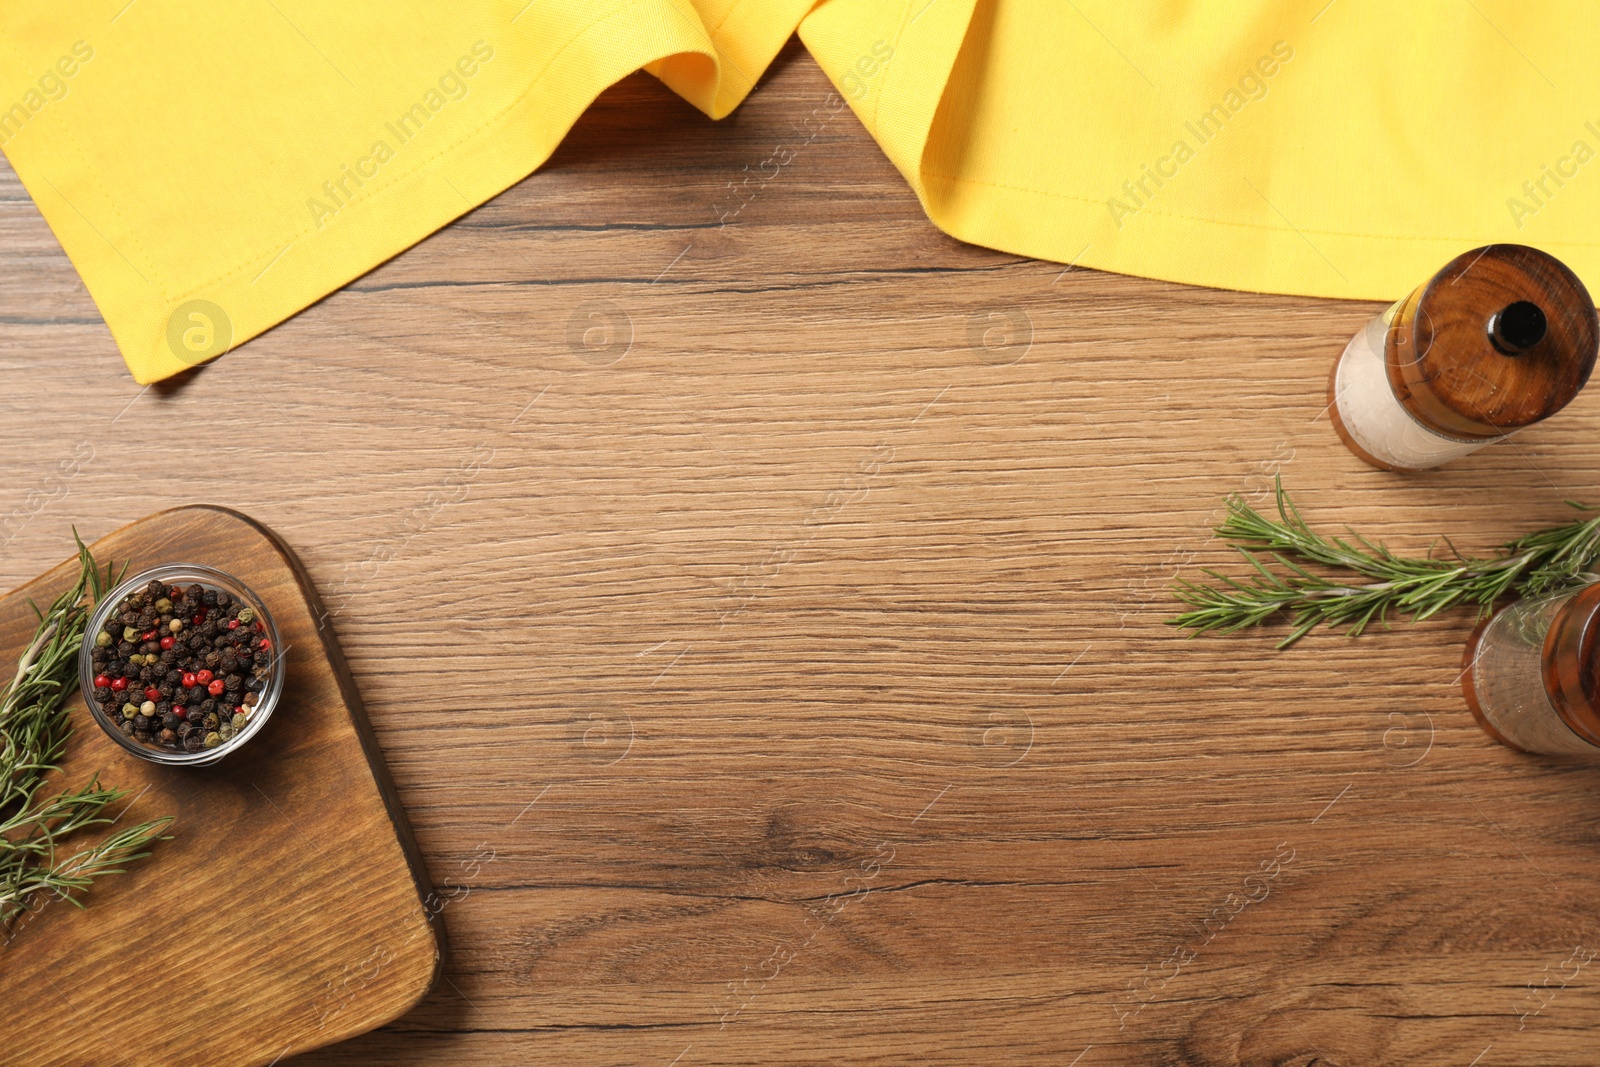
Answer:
[3, 1, 1595, 383]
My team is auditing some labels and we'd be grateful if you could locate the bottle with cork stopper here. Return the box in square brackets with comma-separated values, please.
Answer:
[1329, 244, 1598, 471]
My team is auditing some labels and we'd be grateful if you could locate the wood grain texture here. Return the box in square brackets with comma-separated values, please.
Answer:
[0, 507, 441, 1066]
[4, 39, 1600, 1067]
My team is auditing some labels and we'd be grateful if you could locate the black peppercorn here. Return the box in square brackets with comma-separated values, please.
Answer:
[103, 580, 270, 755]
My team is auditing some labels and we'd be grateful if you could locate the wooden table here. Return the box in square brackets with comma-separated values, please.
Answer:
[4, 40, 1600, 1067]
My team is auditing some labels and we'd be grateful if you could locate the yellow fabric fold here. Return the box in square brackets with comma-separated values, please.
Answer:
[803, 0, 1600, 303]
[5, 1, 1599, 383]
[0, 0, 809, 383]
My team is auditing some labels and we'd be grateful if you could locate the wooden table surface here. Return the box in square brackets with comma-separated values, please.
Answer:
[5, 40, 1600, 1067]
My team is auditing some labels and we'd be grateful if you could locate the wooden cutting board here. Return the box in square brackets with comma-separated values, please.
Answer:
[0, 507, 441, 1066]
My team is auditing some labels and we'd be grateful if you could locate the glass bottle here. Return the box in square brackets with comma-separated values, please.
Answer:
[1330, 244, 1597, 471]
[1462, 582, 1600, 757]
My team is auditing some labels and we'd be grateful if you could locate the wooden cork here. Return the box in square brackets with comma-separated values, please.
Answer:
[1386, 244, 1599, 440]
[1543, 582, 1600, 749]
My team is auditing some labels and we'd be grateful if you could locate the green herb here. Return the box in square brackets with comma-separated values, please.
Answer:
[1169, 478, 1600, 648]
[1, 535, 171, 931]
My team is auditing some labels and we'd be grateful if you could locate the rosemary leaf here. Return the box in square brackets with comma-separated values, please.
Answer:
[0, 534, 171, 932]
[1169, 478, 1600, 649]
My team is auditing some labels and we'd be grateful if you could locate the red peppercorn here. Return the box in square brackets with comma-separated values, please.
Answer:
[195, 669, 213, 685]
[255, 620, 265, 633]
[111, 677, 128, 691]
[169, 586, 183, 599]
[258, 639, 271, 651]
[141, 629, 157, 641]
[181, 672, 197, 688]
[173, 706, 186, 719]
[93, 674, 110, 689]
[207, 679, 225, 697]
[160, 635, 175, 650]
[145, 687, 161, 702]
[228, 619, 240, 630]
[193, 614, 205, 625]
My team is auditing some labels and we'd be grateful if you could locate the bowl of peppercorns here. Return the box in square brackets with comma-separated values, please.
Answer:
[79, 565, 284, 765]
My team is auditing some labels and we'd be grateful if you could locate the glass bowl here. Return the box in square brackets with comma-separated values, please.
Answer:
[79, 564, 285, 766]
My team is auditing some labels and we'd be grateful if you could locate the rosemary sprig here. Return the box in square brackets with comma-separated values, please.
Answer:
[1170, 478, 1600, 648]
[0, 535, 171, 932]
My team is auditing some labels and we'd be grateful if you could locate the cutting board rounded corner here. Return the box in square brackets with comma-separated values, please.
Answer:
[0, 506, 449, 1066]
